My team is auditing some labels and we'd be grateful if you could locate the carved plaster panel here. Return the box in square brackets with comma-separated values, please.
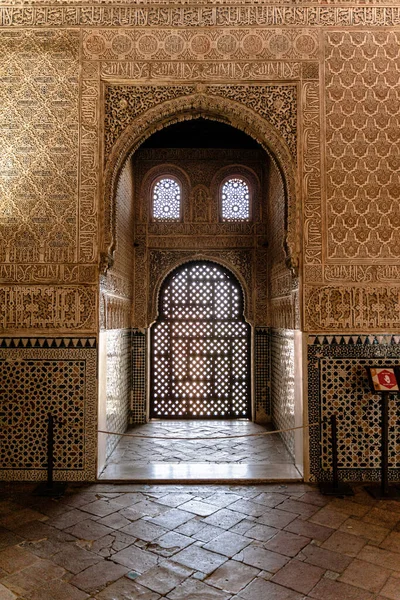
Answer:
[305, 285, 400, 332]
[0, 286, 97, 331]
[325, 31, 400, 262]
[2, 6, 400, 28]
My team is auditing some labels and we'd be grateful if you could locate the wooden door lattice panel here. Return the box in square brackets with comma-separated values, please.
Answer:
[151, 261, 251, 419]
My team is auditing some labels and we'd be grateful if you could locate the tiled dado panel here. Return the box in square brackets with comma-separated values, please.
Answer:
[271, 329, 295, 458]
[131, 329, 146, 425]
[106, 329, 131, 459]
[0, 338, 97, 481]
[255, 328, 270, 422]
[308, 335, 400, 483]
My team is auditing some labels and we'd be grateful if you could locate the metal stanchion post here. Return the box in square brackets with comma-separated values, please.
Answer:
[320, 414, 353, 497]
[34, 413, 67, 498]
[366, 392, 400, 500]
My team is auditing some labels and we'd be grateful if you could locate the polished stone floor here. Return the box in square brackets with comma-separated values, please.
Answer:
[99, 420, 296, 480]
[1, 482, 400, 599]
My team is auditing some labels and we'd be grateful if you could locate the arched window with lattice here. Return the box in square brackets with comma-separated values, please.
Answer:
[221, 177, 251, 221]
[152, 176, 182, 221]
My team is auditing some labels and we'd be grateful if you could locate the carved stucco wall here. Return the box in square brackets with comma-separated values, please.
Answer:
[1, 0, 400, 481]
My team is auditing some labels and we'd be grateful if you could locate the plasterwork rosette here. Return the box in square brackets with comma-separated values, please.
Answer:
[103, 87, 299, 277]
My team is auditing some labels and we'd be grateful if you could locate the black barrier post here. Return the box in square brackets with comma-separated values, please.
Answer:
[366, 391, 400, 500]
[320, 414, 354, 497]
[34, 414, 67, 498]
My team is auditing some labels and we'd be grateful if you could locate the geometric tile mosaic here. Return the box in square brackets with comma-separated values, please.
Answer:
[131, 329, 147, 425]
[308, 334, 400, 483]
[0, 340, 97, 481]
[255, 328, 270, 421]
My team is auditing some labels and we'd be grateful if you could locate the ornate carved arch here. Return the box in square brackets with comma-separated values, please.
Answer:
[102, 90, 299, 275]
[149, 255, 252, 326]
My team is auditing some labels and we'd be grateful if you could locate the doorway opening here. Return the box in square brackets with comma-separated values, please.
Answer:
[151, 261, 251, 420]
[99, 114, 302, 482]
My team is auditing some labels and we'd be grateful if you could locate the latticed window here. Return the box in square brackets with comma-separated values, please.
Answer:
[151, 261, 251, 419]
[221, 177, 250, 221]
[152, 176, 181, 221]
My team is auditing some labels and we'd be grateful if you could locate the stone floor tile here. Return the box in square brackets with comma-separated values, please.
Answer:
[111, 544, 158, 572]
[150, 508, 193, 530]
[0, 545, 38, 573]
[340, 517, 390, 544]
[237, 545, 289, 573]
[237, 577, 304, 600]
[321, 529, 367, 557]
[172, 545, 227, 574]
[283, 517, 332, 542]
[192, 523, 224, 542]
[48, 509, 91, 531]
[365, 508, 400, 529]
[1, 559, 65, 596]
[296, 492, 330, 507]
[251, 493, 288, 508]
[97, 577, 161, 599]
[179, 500, 220, 517]
[0, 583, 17, 599]
[0, 530, 23, 552]
[328, 498, 370, 517]
[148, 531, 194, 557]
[120, 519, 166, 542]
[379, 576, 400, 600]
[357, 544, 400, 572]
[300, 542, 352, 572]
[156, 493, 194, 508]
[244, 523, 277, 542]
[135, 560, 193, 594]
[339, 558, 392, 593]
[309, 507, 349, 529]
[264, 530, 310, 557]
[228, 499, 268, 517]
[166, 577, 231, 599]
[205, 559, 259, 593]
[203, 531, 251, 557]
[65, 519, 115, 541]
[203, 508, 245, 529]
[0, 508, 45, 531]
[80, 500, 123, 518]
[271, 558, 325, 594]
[12, 520, 57, 542]
[277, 500, 320, 519]
[24, 579, 89, 600]
[70, 561, 129, 594]
[96, 512, 132, 530]
[309, 577, 375, 600]
[123, 500, 169, 518]
[52, 543, 101, 573]
[257, 509, 297, 529]
[205, 492, 243, 508]
[175, 518, 205, 537]
[89, 531, 137, 557]
[381, 531, 400, 553]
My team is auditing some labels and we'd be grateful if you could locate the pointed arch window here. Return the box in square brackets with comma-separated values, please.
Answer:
[152, 176, 182, 221]
[221, 177, 251, 221]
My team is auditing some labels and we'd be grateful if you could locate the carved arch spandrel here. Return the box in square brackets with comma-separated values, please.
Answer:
[102, 90, 300, 275]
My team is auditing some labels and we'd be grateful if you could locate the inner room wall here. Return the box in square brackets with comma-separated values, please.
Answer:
[98, 159, 134, 473]
[267, 161, 302, 467]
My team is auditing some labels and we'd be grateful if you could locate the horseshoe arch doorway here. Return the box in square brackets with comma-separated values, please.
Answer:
[150, 261, 251, 420]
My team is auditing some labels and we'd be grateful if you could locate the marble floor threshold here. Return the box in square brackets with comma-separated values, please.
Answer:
[99, 420, 301, 482]
[97, 462, 302, 482]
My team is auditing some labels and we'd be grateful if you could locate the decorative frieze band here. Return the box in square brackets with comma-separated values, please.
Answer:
[2, 6, 400, 28]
